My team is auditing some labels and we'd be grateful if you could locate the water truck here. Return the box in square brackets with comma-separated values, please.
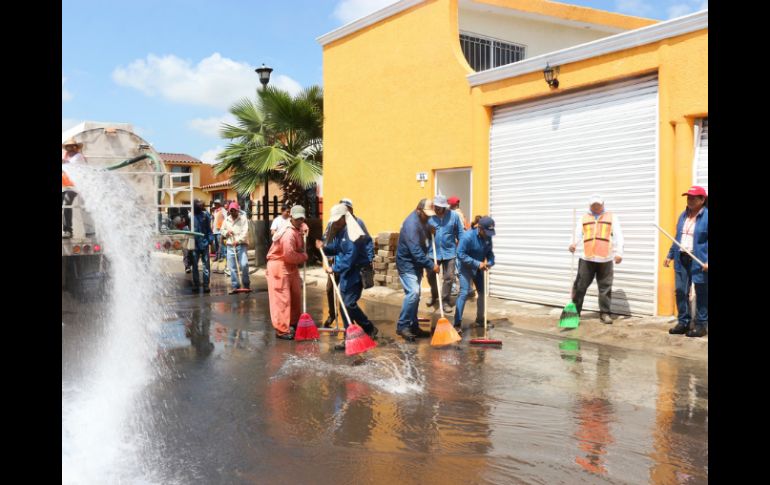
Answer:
[61, 121, 198, 297]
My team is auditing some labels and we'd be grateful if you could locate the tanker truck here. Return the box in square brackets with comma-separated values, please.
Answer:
[62, 121, 197, 298]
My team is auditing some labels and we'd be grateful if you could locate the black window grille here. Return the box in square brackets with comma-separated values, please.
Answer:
[460, 33, 525, 72]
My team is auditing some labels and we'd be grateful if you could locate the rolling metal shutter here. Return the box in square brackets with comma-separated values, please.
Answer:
[694, 118, 708, 190]
[489, 75, 659, 316]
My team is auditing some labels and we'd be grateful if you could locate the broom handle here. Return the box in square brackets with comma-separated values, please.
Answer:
[484, 261, 489, 340]
[320, 248, 352, 328]
[432, 235, 444, 318]
[570, 208, 576, 297]
[654, 223, 706, 267]
[233, 240, 244, 288]
[303, 234, 307, 313]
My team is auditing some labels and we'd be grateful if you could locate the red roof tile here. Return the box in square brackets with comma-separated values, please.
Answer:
[159, 152, 204, 164]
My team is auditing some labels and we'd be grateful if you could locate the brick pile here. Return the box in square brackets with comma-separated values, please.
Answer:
[372, 232, 402, 290]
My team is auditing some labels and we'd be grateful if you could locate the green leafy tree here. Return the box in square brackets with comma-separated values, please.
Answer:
[214, 86, 323, 212]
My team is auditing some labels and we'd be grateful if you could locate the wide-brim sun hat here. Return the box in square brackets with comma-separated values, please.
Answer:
[62, 138, 83, 150]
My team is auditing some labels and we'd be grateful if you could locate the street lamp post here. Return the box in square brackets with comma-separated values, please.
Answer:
[255, 64, 273, 246]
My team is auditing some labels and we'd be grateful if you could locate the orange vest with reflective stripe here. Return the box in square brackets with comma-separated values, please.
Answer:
[582, 212, 613, 259]
[62, 171, 74, 188]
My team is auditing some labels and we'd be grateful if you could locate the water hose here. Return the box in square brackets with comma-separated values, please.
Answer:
[104, 153, 202, 238]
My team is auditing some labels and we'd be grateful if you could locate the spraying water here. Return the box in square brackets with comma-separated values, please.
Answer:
[61, 164, 173, 484]
[273, 346, 425, 396]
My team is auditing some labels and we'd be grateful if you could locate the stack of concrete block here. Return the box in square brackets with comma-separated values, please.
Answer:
[373, 232, 402, 290]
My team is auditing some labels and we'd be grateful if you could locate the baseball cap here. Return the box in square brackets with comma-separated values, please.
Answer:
[682, 185, 707, 197]
[340, 198, 353, 209]
[588, 194, 604, 205]
[228, 202, 240, 211]
[447, 196, 460, 206]
[477, 216, 496, 236]
[433, 194, 449, 208]
[417, 198, 436, 217]
[290, 205, 306, 219]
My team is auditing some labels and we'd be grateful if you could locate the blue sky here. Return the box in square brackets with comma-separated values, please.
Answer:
[62, 0, 707, 163]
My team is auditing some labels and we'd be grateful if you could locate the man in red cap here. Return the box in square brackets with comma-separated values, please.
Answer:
[221, 202, 251, 293]
[664, 186, 708, 337]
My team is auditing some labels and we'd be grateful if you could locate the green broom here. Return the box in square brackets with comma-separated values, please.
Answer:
[559, 208, 580, 329]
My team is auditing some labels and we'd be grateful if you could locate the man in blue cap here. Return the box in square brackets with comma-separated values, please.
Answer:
[454, 216, 496, 334]
[395, 199, 440, 342]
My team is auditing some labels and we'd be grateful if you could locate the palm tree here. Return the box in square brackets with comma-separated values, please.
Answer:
[214, 86, 323, 216]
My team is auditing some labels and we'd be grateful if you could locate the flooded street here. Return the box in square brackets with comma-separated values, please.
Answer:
[62, 270, 707, 484]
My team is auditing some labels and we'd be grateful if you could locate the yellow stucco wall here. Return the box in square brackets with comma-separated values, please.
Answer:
[322, 0, 707, 315]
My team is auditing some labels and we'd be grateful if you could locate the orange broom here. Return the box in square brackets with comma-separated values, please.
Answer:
[319, 247, 376, 356]
[295, 234, 320, 341]
[470, 266, 502, 346]
[430, 235, 461, 347]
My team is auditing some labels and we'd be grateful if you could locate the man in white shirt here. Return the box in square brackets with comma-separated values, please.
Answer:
[568, 195, 624, 324]
[270, 205, 291, 239]
[221, 202, 251, 293]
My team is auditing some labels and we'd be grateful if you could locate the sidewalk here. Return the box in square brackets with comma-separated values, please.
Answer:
[162, 251, 707, 362]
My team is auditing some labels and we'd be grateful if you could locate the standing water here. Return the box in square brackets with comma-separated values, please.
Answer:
[62, 164, 173, 484]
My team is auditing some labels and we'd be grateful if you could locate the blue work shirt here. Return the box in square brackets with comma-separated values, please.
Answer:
[323, 223, 373, 291]
[457, 228, 495, 274]
[396, 211, 434, 274]
[193, 211, 214, 251]
[666, 207, 708, 283]
[427, 210, 464, 260]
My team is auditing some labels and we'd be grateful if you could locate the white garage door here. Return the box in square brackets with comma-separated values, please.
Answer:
[489, 75, 659, 316]
[694, 118, 708, 190]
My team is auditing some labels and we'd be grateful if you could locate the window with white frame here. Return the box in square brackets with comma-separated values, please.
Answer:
[460, 32, 525, 72]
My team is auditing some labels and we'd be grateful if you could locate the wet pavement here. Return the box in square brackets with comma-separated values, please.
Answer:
[62, 268, 708, 484]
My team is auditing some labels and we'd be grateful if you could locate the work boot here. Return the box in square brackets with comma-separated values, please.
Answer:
[412, 327, 431, 339]
[454, 324, 463, 336]
[185, 267, 192, 274]
[323, 316, 335, 328]
[275, 332, 294, 341]
[475, 319, 494, 329]
[397, 328, 416, 342]
[364, 324, 379, 340]
[203, 287, 211, 293]
[600, 313, 614, 324]
[425, 297, 437, 307]
[686, 326, 707, 338]
[62, 230, 72, 239]
[442, 303, 454, 314]
[191, 286, 199, 293]
[669, 323, 689, 335]
[334, 340, 346, 351]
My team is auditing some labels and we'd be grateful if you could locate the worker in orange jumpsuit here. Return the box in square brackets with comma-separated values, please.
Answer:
[266, 205, 308, 340]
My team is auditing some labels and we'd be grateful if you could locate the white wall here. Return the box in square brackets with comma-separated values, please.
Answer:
[459, 8, 613, 60]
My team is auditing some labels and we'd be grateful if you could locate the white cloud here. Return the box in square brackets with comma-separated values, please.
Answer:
[615, 0, 654, 17]
[667, 4, 694, 18]
[666, 0, 708, 19]
[200, 146, 225, 164]
[62, 76, 73, 102]
[188, 114, 236, 137]
[333, 0, 399, 25]
[112, 53, 304, 110]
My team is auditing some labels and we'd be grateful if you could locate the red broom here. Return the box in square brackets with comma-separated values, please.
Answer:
[295, 235, 320, 341]
[430, 236, 461, 347]
[470, 267, 502, 346]
[319, 247, 376, 356]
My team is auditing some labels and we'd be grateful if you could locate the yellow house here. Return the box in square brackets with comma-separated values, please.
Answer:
[201, 175, 284, 213]
[319, 0, 707, 316]
[159, 152, 212, 207]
